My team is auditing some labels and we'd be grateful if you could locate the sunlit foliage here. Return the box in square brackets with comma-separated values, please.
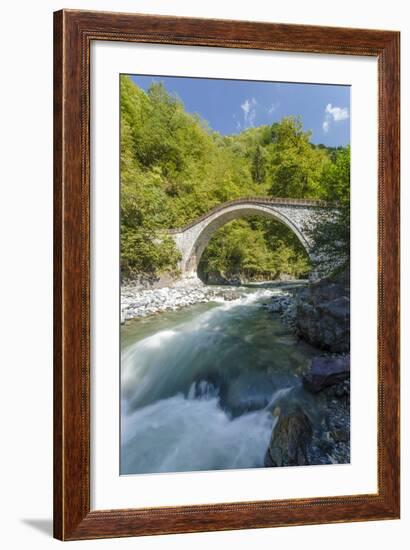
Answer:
[120, 76, 350, 281]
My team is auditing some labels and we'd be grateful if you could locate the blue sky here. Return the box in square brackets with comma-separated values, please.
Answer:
[130, 75, 350, 147]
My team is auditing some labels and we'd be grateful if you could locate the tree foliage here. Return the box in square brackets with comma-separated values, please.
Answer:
[307, 146, 350, 272]
[199, 218, 310, 281]
[251, 145, 267, 184]
[120, 76, 350, 281]
[269, 117, 329, 198]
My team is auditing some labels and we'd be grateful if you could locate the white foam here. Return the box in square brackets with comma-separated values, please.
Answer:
[121, 391, 274, 475]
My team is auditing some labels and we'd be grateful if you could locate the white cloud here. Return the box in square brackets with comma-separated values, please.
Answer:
[241, 97, 257, 127]
[241, 99, 251, 115]
[268, 102, 279, 115]
[325, 103, 349, 122]
[241, 98, 256, 115]
[322, 103, 349, 133]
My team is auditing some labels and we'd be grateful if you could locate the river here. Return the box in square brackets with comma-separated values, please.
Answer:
[120, 284, 324, 475]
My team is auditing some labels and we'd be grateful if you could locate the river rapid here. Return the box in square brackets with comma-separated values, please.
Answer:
[120, 284, 324, 475]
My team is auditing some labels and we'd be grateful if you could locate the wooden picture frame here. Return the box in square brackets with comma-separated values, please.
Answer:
[53, 9, 400, 541]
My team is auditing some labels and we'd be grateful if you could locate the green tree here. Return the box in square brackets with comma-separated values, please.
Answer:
[120, 76, 349, 282]
[251, 145, 267, 183]
[308, 146, 350, 272]
[269, 117, 329, 198]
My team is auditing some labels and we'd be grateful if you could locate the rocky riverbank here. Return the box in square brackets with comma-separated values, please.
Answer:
[295, 269, 350, 353]
[121, 282, 243, 322]
[263, 268, 350, 349]
[305, 355, 350, 465]
[121, 278, 305, 323]
[264, 359, 350, 468]
[263, 268, 351, 467]
[308, 379, 350, 465]
[262, 291, 297, 330]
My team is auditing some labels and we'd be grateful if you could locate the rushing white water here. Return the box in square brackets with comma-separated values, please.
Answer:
[121, 286, 316, 475]
[121, 382, 276, 474]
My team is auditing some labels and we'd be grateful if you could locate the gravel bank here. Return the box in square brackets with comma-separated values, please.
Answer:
[121, 283, 245, 322]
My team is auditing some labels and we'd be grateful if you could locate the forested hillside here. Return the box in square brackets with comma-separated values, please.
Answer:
[120, 75, 349, 282]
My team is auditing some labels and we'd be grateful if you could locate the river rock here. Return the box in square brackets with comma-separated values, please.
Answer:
[295, 269, 350, 352]
[227, 276, 243, 286]
[264, 407, 313, 467]
[222, 373, 276, 415]
[222, 291, 241, 301]
[120, 283, 249, 320]
[303, 355, 350, 393]
[330, 429, 350, 443]
[268, 293, 291, 313]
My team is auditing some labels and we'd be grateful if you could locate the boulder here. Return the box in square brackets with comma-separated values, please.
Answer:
[303, 355, 350, 393]
[222, 372, 276, 415]
[268, 294, 291, 313]
[264, 407, 313, 467]
[295, 270, 350, 352]
[227, 275, 243, 286]
[330, 429, 350, 443]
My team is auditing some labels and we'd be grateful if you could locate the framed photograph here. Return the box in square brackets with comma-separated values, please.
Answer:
[54, 9, 400, 540]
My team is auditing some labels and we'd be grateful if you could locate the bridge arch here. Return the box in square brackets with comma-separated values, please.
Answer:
[184, 204, 310, 275]
[169, 198, 331, 279]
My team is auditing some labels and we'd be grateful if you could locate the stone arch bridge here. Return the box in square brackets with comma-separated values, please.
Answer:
[168, 197, 337, 280]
